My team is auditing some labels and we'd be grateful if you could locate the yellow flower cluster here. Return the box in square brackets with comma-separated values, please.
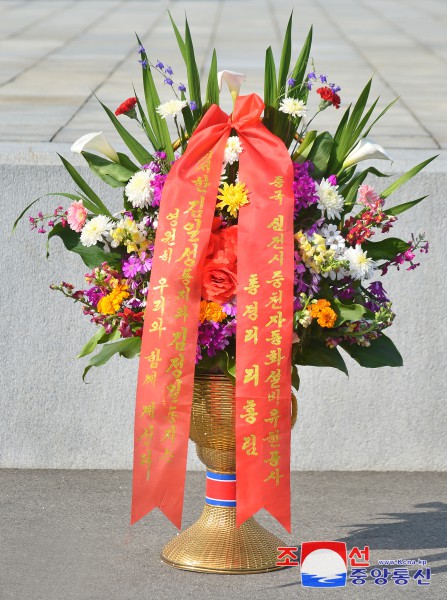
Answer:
[310, 299, 337, 328]
[110, 217, 147, 253]
[199, 300, 227, 323]
[216, 182, 249, 218]
[295, 231, 335, 273]
[97, 282, 130, 315]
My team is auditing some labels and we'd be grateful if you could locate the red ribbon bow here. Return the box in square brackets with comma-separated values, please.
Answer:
[132, 93, 294, 531]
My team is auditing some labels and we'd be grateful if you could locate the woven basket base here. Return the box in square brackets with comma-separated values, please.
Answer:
[161, 504, 287, 574]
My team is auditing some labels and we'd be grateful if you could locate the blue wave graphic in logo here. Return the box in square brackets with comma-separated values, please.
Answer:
[301, 572, 347, 588]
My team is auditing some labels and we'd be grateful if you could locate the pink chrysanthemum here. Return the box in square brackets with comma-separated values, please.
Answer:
[66, 200, 87, 233]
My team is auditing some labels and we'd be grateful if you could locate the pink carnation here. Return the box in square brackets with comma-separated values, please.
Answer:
[66, 200, 87, 233]
[358, 185, 383, 211]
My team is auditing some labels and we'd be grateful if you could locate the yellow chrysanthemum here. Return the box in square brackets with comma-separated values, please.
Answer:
[97, 283, 130, 315]
[216, 182, 249, 218]
[199, 300, 227, 323]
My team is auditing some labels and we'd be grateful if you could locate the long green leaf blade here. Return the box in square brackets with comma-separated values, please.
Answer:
[264, 47, 277, 106]
[380, 156, 438, 199]
[58, 155, 112, 216]
[277, 12, 293, 98]
[184, 17, 202, 113]
[205, 48, 219, 109]
[385, 196, 428, 216]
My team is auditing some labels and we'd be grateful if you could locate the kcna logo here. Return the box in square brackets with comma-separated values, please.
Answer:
[300, 541, 347, 588]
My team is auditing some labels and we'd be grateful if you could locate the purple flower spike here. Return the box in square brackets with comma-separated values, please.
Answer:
[307, 71, 316, 80]
[178, 83, 186, 92]
[155, 60, 164, 69]
[164, 78, 173, 86]
[319, 74, 327, 83]
[139, 59, 148, 68]
[189, 101, 197, 111]
[165, 66, 174, 75]
[288, 77, 296, 87]
[137, 45, 145, 55]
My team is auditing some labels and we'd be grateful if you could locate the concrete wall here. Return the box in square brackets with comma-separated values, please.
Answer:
[1, 144, 446, 470]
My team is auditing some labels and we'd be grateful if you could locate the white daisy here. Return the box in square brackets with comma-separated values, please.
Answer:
[80, 215, 113, 247]
[316, 178, 345, 220]
[125, 170, 155, 208]
[278, 98, 307, 118]
[156, 99, 188, 119]
[223, 136, 243, 166]
[344, 245, 377, 280]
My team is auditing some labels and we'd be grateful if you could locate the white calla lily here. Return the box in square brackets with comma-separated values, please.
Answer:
[343, 137, 392, 169]
[71, 131, 119, 163]
[218, 70, 246, 105]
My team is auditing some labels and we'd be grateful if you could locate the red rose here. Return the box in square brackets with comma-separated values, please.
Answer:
[201, 258, 237, 303]
[115, 97, 138, 116]
[206, 224, 238, 267]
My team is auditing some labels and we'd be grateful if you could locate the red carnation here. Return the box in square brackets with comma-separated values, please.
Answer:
[316, 87, 341, 109]
[115, 97, 138, 116]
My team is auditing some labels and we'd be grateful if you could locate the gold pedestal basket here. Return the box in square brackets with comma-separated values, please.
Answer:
[161, 373, 297, 574]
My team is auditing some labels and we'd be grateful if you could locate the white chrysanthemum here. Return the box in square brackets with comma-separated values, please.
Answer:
[156, 99, 188, 119]
[125, 170, 155, 208]
[316, 179, 345, 220]
[278, 98, 307, 118]
[80, 215, 113, 247]
[344, 245, 377, 280]
[223, 136, 243, 166]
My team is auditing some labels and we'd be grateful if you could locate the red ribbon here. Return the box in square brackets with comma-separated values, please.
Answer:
[131, 94, 294, 532]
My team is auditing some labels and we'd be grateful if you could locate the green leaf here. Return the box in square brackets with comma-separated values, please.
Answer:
[297, 338, 348, 375]
[96, 98, 154, 165]
[292, 363, 300, 391]
[341, 334, 402, 368]
[293, 130, 317, 159]
[58, 155, 112, 216]
[380, 156, 437, 199]
[83, 337, 142, 381]
[205, 48, 219, 109]
[77, 327, 107, 358]
[364, 237, 410, 261]
[277, 12, 293, 98]
[47, 223, 122, 269]
[184, 18, 202, 113]
[77, 327, 120, 358]
[306, 131, 334, 177]
[333, 298, 368, 326]
[82, 151, 135, 188]
[385, 196, 428, 216]
[168, 12, 186, 62]
[116, 152, 139, 173]
[289, 26, 313, 97]
[264, 47, 277, 107]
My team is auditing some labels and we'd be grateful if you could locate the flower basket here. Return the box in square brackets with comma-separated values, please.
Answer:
[16, 12, 433, 573]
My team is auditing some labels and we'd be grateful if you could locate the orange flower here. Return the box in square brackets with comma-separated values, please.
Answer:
[317, 306, 337, 328]
[309, 298, 330, 318]
[97, 282, 130, 315]
[199, 300, 227, 323]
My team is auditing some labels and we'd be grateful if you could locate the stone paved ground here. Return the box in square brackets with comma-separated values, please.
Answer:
[1, 471, 446, 600]
[1, 0, 447, 150]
